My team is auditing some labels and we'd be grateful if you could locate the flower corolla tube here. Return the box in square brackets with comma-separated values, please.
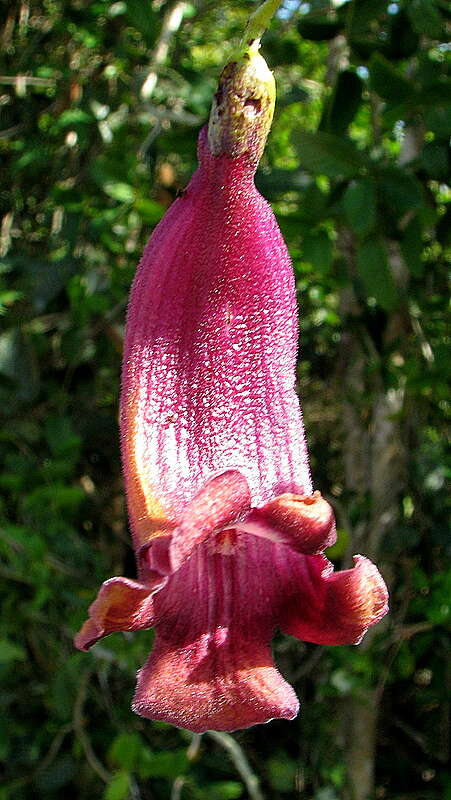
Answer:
[75, 47, 388, 732]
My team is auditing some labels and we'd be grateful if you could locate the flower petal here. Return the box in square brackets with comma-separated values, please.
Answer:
[133, 538, 298, 732]
[120, 127, 313, 554]
[145, 470, 251, 577]
[279, 553, 389, 645]
[240, 490, 336, 554]
[74, 577, 156, 651]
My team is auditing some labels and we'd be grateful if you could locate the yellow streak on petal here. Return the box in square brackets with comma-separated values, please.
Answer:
[123, 390, 174, 548]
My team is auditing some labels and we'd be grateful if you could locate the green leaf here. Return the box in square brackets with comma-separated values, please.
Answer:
[348, 0, 388, 33]
[103, 771, 130, 800]
[326, 528, 350, 560]
[21, 258, 78, 313]
[293, 131, 367, 178]
[424, 104, 451, 138]
[109, 734, 144, 771]
[55, 109, 92, 130]
[35, 755, 76, 793]
[208, 782, 244, 800]
[377, 168, 423, 215]
[255, 168, 307, 198]
[421, 142, 450, 179]
[401, 217, 424, 278]
[356, 237, 398, 310]
[386, 10, 420, 60]
[406, 0, 444, 38]
[103, 182, 135, 203]
[343, 179, 377, 237]
[0, 328, 39, 404]
[297, 18, 342, 41]
[0, 290, 23, 315]
[126, 0, 158, 42]
[268, 755, 298, 792]
[369, 53, 413, 103]
[277, 86, 309, 108]
[302, 230, 333, 273]
[0, 639, 26, 664]
[134, 198, 164, 224]
[320, 70, 363, 136]
[139, 749, 188, 779]
[44, 415, 81, 459]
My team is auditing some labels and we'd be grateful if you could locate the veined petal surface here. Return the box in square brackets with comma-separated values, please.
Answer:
[121, 128, 312, 554]
[133, 537, 299, 732]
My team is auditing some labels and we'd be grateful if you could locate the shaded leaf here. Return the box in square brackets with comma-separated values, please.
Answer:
[293, 130, 368, 178]
[134, 197, 165, 224]
[421, 142, 450, 179]
[348, 0, 388, 33]
[377, 168, 423, 214]
[343, 179, 377, 237]
[369, 53, 413, 103]
[386, 10, 420, 60]
[320, 70, 363, 136]
[424, 103, 451, 138]
[255, 168, 308, 199]
[0, 328, 39, 405]
[401, 217, 424, 278]
[302, 230, 333, 273]
[21, 258, 78, 313]
[297, 17, 342, 41]
[45, 415, 81, 460]
[103, 771, 130, 800]
[406, 0, 444, 38]
[0, 639, 26, 663]
[126, 0, 158, 42]
[109, 734, 144, 772]
[35, 755, 76, 793]
[139, 749, 188, 779]
[356, 237, 398, 310]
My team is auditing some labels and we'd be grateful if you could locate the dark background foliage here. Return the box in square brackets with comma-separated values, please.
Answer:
[0, 1, 449, 798]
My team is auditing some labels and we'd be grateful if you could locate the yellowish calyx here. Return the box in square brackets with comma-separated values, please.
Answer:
[207, 47, 275, 163]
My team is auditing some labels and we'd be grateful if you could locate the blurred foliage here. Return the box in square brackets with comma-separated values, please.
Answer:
[0, 0, 449, 798]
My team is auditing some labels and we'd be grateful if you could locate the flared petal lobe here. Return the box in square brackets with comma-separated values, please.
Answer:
[75, 473, 388, 731]
[75, 577, 155, 651]
[279, 553, 389, 646]
[240, 490, 336, 554]
[133, 537, 299, 732]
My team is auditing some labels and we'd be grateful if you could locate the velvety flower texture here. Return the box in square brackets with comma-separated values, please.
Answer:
[75, 50, 388, 732]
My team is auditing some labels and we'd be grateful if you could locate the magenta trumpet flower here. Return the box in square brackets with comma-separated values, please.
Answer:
[75, 49, 388, 732]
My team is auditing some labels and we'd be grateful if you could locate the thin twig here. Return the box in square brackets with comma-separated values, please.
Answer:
[141, 0, 189, 100]
[73, 671, 111, 783]
[291, 644, 324, 681]
[171, 776, 186, 800]
[207, 731, 265, 800]
[170, 733, 202, 799]
[34, 724, 73, 777]
[0, 74, 56, 87]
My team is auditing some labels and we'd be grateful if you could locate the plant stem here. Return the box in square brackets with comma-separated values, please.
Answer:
[241, 0, 283, 49]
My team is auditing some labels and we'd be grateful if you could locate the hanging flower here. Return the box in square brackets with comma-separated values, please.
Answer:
[75, 44, 388, 733]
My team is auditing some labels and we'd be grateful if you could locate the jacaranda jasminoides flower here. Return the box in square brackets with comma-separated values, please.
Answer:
[75, 45, 388, 733]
